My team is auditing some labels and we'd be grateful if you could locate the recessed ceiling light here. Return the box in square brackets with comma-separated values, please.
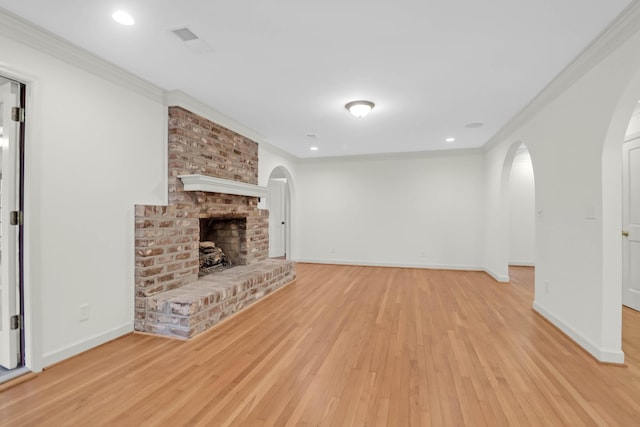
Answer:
[310, 146, 319, 151]
[112, 10, 135, 26]
[345, 100, 375, 118]
[465, 122, 484, 128]
[445, 137, 455, 143]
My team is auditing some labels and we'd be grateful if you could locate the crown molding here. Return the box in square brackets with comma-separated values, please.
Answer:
[0, 8, 164, 103]
[165, 90, 266, 144]
[483, 1, 640, 152]
[298, 147, 485, 164]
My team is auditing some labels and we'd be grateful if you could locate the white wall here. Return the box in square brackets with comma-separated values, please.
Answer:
[508, 146, 535, 265]
[484, 20, 640, 363]
[296, 151, 486, 269]
[0, 32, 167, 369]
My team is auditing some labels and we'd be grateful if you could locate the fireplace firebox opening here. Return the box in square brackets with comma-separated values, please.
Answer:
[199, 216, 248, 275]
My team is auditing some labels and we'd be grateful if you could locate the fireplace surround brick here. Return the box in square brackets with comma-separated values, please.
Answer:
[134, 106, 292, 335]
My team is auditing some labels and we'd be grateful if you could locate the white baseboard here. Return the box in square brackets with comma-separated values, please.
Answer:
[532, 302, 625, 364]
[483, 267, 510, 283]
[508, 261, 535, 267]
[295, 258, 484, 272]
[42, 322, 133, 368]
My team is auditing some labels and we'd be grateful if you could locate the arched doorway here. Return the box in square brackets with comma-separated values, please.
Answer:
[507, 143, 535, 269]
[600, 63, 640, 363]
[267, 166, 295, 260]
[496, 141, 536, 284]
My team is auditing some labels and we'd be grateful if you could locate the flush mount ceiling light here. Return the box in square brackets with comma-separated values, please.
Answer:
[112, 10, 135, 26]
[445, 137, 456, 143]
[310, 146, 319, 151]
[345, 100, 375, 118]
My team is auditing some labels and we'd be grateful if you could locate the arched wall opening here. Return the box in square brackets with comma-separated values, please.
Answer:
[601, 65, 640, 360]
[497, 141, 536, 283]
[507, 144, 536, 268]
[267, 166, 296, 260]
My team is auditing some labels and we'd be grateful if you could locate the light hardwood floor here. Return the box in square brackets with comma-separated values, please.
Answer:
[1, 264, 640, 426]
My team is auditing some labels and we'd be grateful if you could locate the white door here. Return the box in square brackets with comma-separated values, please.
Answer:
[268, 179, 286, 258]
[623, 138, 640, 311]
[0, 81, 21, 369]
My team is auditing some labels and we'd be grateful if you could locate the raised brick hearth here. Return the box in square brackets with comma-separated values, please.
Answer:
[135, 106, 296, 337]
[146, 259, 295, 338]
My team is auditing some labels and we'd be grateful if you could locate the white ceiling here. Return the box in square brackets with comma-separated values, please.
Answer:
[0, 0, 633, 158]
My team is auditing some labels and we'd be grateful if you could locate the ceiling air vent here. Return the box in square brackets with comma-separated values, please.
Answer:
[169, 26, 212, 54]
[171, 27, 199, 42]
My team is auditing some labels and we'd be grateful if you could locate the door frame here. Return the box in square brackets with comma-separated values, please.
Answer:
[0, 79, 22, 369]
[622, 136, 640, 310]
[0, 64, 42, 374]
[266, 166, 296, 261]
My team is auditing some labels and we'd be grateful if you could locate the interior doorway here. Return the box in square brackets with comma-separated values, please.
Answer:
[267, 167, 294, 260]
[622, 105, 640, 312]
[268, 179, 287, 258]
[498, 141, 536, 286]
[0, 75, 25, 379]
[507, 143, 535, 268]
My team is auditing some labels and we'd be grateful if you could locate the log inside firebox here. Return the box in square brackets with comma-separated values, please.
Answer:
[199, 241, 232, 275]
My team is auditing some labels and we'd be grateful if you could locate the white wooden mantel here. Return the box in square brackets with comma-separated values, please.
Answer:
[178, 174, 268, 198]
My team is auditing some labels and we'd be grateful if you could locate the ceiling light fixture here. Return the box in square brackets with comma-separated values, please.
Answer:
[345, 100, 375, 118]
[445, 137, 455, 143]
[310, 146, 319, 151]
[112, 10, 135, 26]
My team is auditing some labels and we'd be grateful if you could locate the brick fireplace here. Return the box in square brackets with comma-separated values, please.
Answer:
[134, 106, 294, 337]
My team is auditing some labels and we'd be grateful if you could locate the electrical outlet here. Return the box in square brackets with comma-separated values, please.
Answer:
[330, 247, 336, 254]
[79, 304, 90, 321]
[544, 281, 550, 294]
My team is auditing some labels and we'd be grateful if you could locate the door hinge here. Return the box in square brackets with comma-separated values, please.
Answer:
[10, 315, 22, 330]
[11, 106, 25, 123]
[9, 211, 23, 226]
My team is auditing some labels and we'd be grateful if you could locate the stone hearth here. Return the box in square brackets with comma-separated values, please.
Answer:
[134, 106, 296, 337]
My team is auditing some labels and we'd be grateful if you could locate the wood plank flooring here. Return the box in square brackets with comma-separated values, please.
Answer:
[1, 264, 640, 426]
